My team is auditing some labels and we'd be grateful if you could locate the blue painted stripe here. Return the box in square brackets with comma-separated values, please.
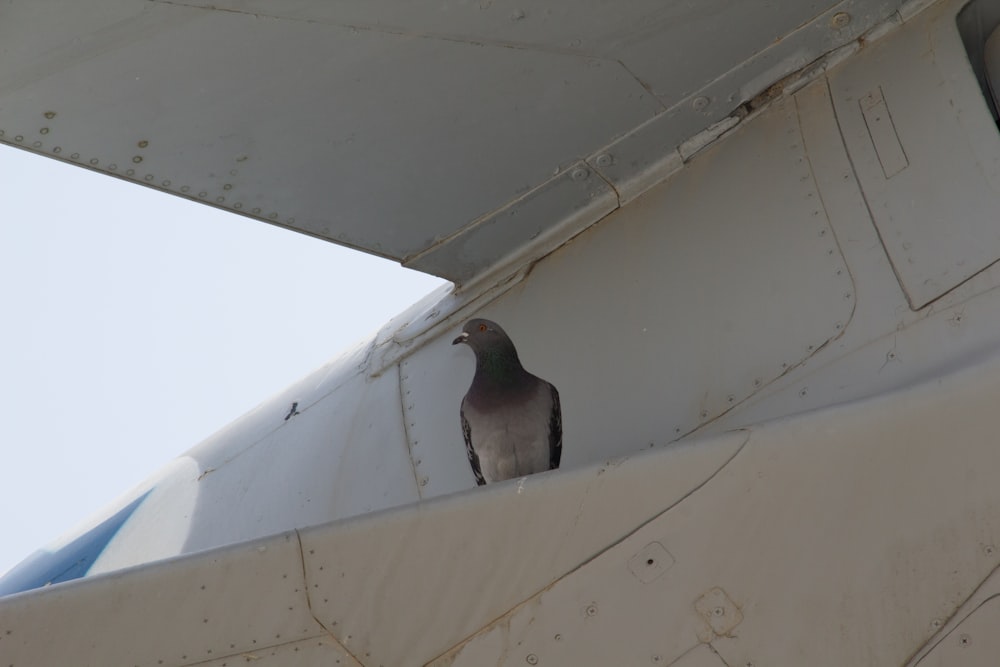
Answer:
[0, 490, 151, 597]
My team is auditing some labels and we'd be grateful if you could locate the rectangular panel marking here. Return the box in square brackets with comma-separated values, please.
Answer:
[860, 86, 909, 178]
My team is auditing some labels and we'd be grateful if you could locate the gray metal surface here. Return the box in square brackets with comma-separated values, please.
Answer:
[193, 638, 361, 667]
[0, 0, 900, 283]
[912, 563, 1000, 665]
[830, 0, 1000, 309]
[916, 596, 1000, 666]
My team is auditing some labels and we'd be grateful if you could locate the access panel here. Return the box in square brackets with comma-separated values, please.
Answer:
[830, 0, 1000, 309]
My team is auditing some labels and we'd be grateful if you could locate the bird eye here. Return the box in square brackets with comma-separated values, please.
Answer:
[478, 323, 488, 332]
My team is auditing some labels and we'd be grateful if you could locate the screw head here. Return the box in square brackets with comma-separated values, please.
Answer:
[831, 12, 851, 28]
[571, 167, 590, 181]
[526, 654, 538, 665]
[595, 153, 613, 168]
[692, 96, 710, 111]
[584, 604, 598, 617]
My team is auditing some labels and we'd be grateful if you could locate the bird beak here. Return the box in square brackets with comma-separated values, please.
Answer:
[452, 332, 469, 345]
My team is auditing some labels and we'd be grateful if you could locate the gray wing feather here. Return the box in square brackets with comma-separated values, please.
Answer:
[461, 406, 487, 486]
[548, 383, 562, 470]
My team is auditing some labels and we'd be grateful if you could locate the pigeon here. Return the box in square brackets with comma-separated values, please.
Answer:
[452, 318, 562, 485]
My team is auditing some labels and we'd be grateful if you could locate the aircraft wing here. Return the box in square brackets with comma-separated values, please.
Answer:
[0, 0, 901, 283]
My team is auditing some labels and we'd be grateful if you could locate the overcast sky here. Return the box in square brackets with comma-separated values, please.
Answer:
[0, 145, 446, 577]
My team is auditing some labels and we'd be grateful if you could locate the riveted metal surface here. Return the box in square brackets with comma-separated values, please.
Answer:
[412, 95, 852, 473]
[399, 347, 473, 497]
[587, 112, 686, 205]
[711, 22, 1000, 434]
[60, 338, 419, 577]
[0, 0, 902, 283]
[830, 0, 1000, 309]
[915, 596, 1000, 666]
[18, 343, 1000, 665]
[0, 0, 657, 280]
[628, 542, 676, 584]
[180, 364, 419, 556]
[405, 161, 618, 285]
[188, 637, 361, 667]
[437, 349, 1000, 665]
[670, 645, 729, 667]
[694, 587, 743, 638]
[298, 431, 748, 667]
[0, 531, 324, 666]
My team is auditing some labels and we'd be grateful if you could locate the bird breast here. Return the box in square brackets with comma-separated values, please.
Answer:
[462, 382, 554, 482]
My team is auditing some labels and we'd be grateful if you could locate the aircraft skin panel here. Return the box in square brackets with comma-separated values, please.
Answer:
[0, 0, 902, 283]
[404, 158, 619, 284]
[706, 3, 1000, 436]
[0, 428, 749, 667]
[433, 350, 1000, 666]
[0, 0, 662, 268]
[455, 94, 853, 456]
[6, 348, 1000, 665]
[178, 366, 416, 555]
[399, 98, 858, 493]
[300, 431, 749, 667]
[86, 459, 201, 576]
[916, 594, 1000, 665]
[0, 530, 338, 666]
[191, 638, 363, 667]
[830, 0, 1000, 309]
[100, 342, 421, 567]
[169, 0, 871, 93]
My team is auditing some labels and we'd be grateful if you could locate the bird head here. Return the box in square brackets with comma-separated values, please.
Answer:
[452, 318, 512, 354]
